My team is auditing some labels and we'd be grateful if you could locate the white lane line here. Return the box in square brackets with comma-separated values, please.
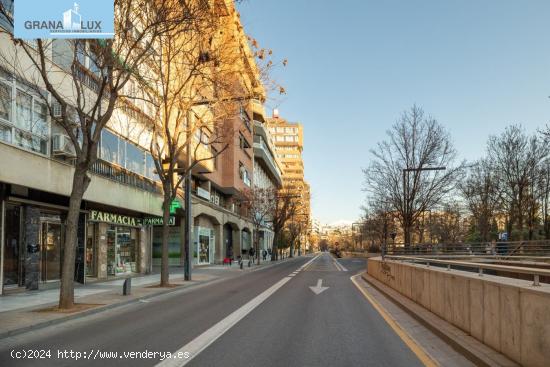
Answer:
[337, 261, 348, 272]
[156, 276, 292, 367]
[332, 258, 348, 272]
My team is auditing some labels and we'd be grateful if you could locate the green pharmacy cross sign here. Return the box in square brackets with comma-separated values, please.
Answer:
[169, 200, 182, 214]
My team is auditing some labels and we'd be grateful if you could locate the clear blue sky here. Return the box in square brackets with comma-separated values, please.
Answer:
[237, 0, 550, 224]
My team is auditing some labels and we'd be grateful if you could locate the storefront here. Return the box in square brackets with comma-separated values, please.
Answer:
[86, 209, 145, 280]
[1, 195, 85, 291]
[241, 229, 252, 258]
[194, 227, 215, 265]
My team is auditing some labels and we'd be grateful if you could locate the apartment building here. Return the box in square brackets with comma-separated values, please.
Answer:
[151, 1, 276, 266]
[0, 0, 268, 294]
[266, 113, 311, 247]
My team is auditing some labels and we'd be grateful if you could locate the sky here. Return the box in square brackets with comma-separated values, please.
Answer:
[237, 0, 550, 225]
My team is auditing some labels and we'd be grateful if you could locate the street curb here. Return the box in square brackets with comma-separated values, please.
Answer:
[360, 273, 518, 367]
[0, 257, 305, 340]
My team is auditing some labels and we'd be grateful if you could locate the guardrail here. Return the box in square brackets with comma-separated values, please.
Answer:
[385, 240, 550, 258]
[384, 255, 550, 286]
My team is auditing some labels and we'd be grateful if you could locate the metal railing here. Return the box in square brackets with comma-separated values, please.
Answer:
[90, 159, 161, 194]
[384, 240, 550, 259]
[384, 255, 550, 286]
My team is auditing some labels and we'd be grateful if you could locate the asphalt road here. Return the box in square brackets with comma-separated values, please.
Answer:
[0, 253, 422, 367]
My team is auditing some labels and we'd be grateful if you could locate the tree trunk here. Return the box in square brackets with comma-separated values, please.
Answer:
[160, 198, 171, 286]
[403, 218, 412, 251]
[58, 167, 90, 310]
[255, 229, 260, 265]
[272, 231, 279, 261]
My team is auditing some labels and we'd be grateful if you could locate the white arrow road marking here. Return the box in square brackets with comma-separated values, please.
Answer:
[309, 278, 329, 295]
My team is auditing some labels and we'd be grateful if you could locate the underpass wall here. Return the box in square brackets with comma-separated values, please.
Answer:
[367, 257, 550, 367]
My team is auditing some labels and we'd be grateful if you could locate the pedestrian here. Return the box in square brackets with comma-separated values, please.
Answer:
[262, 249, 267, 261]
[249, 247, 255, 260]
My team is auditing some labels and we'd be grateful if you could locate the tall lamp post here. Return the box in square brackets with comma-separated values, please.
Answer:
[402, 166, 446, 250]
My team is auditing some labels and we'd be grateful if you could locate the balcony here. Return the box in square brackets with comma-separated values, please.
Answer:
[250, 99, 266, 121]
[253, 135, 282, 187]
[90, 159, 161, 194]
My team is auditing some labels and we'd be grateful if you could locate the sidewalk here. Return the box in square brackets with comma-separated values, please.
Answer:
[0, 257, 297, 339]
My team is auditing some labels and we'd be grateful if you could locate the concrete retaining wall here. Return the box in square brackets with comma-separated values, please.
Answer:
[367, 257, 550, 367]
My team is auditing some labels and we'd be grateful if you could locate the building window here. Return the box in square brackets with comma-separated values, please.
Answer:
[100, 129, 118, 164]
[0, 0, 13, 33]
[0, 71, 49, 155]
[239, 161, 251, 187]
[239, 133, 250, 150]
[0, 79, 11, 121]
[126, 141, 145, 175]
[145, 152, 158, 181]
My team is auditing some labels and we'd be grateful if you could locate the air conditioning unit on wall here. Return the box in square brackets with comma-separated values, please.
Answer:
[52, 134, 76, 158]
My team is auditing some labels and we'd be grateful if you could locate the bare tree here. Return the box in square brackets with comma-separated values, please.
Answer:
[0, 0, 175, 309]
[458, 160, 502, 242]
[363, 105, 464, 248]
[487, 125, 549, 240]
[135, 0, 246, 286]
[270, 190, 299, 260]
[242, 187, 276, 264]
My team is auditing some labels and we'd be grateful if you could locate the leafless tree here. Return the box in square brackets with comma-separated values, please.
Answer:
[135, 0, 251, 286]
[0, 0, 176, 309]
[270, 190, 299, 260]
[424, 201, 467, 244]
[458, 160, 502, 242]
[487, 124, 549, 240]
[242, 187, 276, 264]
[363, 105, 464, 248]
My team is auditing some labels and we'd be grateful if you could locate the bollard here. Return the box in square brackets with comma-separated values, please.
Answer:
[123, 277, 132, 295]
[240, 261, 243, 270]
[248, 260, 251, 267]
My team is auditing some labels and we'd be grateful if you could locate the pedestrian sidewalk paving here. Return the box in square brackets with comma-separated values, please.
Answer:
[0, 256, 300, 339]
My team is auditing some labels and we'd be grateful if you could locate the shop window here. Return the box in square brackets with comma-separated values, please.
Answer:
[3, 203, 22, 286]
[106, 225, 138, 276]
